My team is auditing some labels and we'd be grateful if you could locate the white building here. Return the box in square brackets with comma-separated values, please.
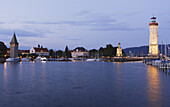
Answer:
[71, 47, 89, 58]
[30, 45, 49, 56]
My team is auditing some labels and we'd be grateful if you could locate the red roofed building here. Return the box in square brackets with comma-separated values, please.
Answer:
[30, 45, 49, 56]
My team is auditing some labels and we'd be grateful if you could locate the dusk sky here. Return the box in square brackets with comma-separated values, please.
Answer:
[0, 0, 169, 50]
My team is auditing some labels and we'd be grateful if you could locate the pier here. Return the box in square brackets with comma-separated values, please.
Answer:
[145, 59, 170, 73]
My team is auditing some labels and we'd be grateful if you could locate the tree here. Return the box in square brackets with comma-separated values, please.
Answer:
[49, 49, 55, 58]
[103, 44, 114, 57]
[89, 49, 98, 58]
[64, 46, 71, 58]
[99, 47, 104, 58]
[0, 41, 7, 58]
[56, 50, 63, 58]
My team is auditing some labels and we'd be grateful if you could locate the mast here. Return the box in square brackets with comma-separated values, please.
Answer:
[161, 40, 163, 55]
[164, 35, 167, 57]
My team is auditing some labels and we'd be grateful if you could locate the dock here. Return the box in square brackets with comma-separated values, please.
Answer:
[145, 59, 170, 73]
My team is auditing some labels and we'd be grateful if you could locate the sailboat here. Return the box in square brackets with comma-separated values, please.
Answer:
[162, 35, 170, 61]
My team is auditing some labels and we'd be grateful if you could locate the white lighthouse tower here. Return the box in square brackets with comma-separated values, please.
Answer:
[149, 16, 159, 56]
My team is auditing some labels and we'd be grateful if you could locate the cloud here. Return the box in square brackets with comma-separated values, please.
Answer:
[75, 10, 92, 16]
[16, 30, 44, 37]
[25, 21, 60, 25]
[0, 22, 5, 24]
[0, 28, 44, 37]
[25, 15, 116, 26]
[65, 38, 82, 41]
[124, 11, 143, 17]
[90, 23, 144, 31]
[58, 36, 67, 38]
[23, 13, 143, 31]
[58, 35, 82, 41]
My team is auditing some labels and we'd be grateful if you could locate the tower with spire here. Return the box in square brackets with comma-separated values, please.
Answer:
[10, 32, 19, 58]
[149, 16, 159, 56]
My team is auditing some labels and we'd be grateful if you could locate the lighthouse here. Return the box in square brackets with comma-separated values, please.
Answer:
[149, 16, 159, 56]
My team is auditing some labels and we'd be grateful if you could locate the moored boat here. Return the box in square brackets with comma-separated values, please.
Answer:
[21, 58, 30, 62]
[34, 56, 47, 62]
[86, 58, 97, 62]
[6, 58, 20, 62]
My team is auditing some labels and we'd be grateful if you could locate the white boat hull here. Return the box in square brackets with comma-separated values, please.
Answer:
[6, 58, 20, 62]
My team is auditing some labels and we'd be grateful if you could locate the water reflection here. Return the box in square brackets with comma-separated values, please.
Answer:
[147, 66, 162, 106]
[115, 63, 124, 100]
[3, 62, 8, 87]
[115, 62, 123, 82]
[19, 62, 23, 80]
[3, 62, 7, 77]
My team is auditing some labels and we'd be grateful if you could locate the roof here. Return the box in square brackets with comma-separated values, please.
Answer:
[73, 47, 88, 52]
[149, 22, 158, 26]
[19, 50, 30, 53]
[10, 32, 18, 44]
[151, 16, 156, 19]
[33, 47, 49, 52]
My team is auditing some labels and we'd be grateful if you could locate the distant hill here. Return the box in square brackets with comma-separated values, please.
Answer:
[123, 44, 170, 56]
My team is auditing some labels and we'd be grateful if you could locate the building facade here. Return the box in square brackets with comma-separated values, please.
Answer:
[149, 16, 159, 56]
[10, 33, 19, 58]
[71, 47, 89, 58]
[30, 45, 49, 56]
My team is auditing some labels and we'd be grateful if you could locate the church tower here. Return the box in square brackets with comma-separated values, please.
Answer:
[10, 32, 19, 58]
[149, 16, 158, 56]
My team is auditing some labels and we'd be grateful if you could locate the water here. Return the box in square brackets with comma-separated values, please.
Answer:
[0, 62, 170, 107]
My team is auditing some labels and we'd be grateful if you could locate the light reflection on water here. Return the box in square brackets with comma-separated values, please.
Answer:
[0, 62, 170, 107]
[147, 66, 162, 107]
[3, 62, 7, 78]
[3, 62, 7, 91]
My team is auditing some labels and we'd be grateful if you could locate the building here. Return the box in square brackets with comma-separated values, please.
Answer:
[149, 16, 159, 56]
[10, 32, 19, 58]
[18, 50, 30, 55]
[71, 47, 89, 58]
[30, 45, 49, 56]
[116, 43, 123, 57]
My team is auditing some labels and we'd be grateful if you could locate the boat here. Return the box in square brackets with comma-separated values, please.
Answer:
[152, 60, 162, 67]
[48, 58, 55, 61]
[86, 58, 97, 61]
[58, 58, 72, 61]
[41, 57, 47, 61]
[95, 59, 100, 62]
[6, 58, 20, 62]
[159, 61, 170, 69]
[72, 58, 85, 62]
[34, 56, 47, 62]
[34, 56, 41, 62]
[21, 58, 30, 62]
